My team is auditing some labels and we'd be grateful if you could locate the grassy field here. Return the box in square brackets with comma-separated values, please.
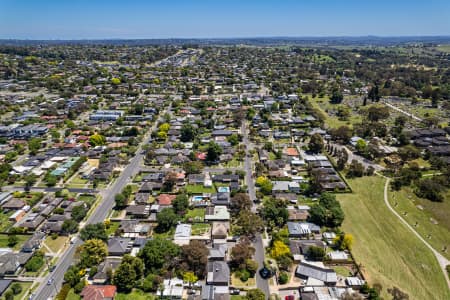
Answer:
[308, 95, 362, 129]
[389, 187, 450, 260]
[0, 234, 30, 251]
[44, 236, 68, 253]
[337, 176, 450, 300]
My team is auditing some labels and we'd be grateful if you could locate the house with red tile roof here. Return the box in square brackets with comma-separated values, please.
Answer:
[156, 194, 176, 206]
[80, 285, 117, 300]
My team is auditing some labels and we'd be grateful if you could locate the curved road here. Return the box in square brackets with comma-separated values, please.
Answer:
[383, 178, 450, 290]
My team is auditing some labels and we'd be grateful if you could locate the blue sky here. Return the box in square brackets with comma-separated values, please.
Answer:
[0, 0, 449, 39]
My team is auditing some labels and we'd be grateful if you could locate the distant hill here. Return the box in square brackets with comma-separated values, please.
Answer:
[1, 36, 450, 47]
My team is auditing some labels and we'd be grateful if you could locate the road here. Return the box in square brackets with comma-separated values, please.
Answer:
[33, 105, 170, 300]
[383, 178, 450, 290]
[242, 121, 270, 298]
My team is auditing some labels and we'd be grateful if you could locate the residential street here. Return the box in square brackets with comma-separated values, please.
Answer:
[242, 121, 270, 298]
[33, 105, 170, 300]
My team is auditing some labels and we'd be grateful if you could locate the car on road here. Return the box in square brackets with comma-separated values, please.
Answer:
[49, 265, 56, 272]
[47, 278, 54, 285]
[259, 267, 274, 279]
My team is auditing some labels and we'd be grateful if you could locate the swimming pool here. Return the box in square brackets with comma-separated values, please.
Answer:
[218, 186, 230, 193]
[192, 195, 205, 202]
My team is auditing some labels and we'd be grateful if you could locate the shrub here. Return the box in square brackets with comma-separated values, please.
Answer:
[278, 272, 289, 284]
[11, 283, 22, 295]
[238, 269, 251, 282]
[56, 284, 71, 300]
[4, 290, 13, 300]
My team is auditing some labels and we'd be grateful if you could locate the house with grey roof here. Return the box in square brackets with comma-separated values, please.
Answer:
[287, 222, 321, 238]
[295, 261, 337, 285]
[107, 237, 132, 256]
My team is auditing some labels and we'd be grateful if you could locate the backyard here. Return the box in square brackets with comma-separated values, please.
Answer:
[337, 175, 450, 299]
[0, 234, 30, 251]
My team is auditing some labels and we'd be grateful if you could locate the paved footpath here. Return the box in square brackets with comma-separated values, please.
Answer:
[383, 178, 450, 290]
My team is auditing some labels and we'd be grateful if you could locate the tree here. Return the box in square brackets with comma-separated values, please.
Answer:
[156, 208, 179, 232]
[10, 283, 22, 295]
[260, 198, 288, 228]
[367, 106, 389, 122]
[64, 265, 82, 287]
[4, 291, 13, 300]
[227, 134, 239, 146]
[25, 250, 45, 272]
[246, 289, 266, 300]
[28, 137, 42, 155]
[398, 145, 420, 161]
[138, 237, 180, 273]
[113, 261, 136, 293]
[183, 161, 204, 174]
[270, 240, 290, 260]
[347, 159, 365, 178]
[183, 271, 198, 287]
[158, 123, 170, 132]
[111, 77, 121, 85]
[141, 274, 163, 292]
[256, 176, 273, 195]
[368, 84, 380, 102]
[77, 239, 108, 268]
[206, 141, 222, 163]
[387, 286, 409, 300]
[355, 139, 367, 153]
[235, 210, 264, 238]
[7, 235, 18, 247]
[336, 149, 348, 171]
[181, 240, 209, 278]
[308, 193, 344, 228]
[180, 123, 196, 142]
[172, 194, 189, 214]
[414, 178, 444, 202]
[89, 133, 106, 146]
[80, 223, 108, 241]
[331, 126, 352, 143]
[309, 133, 324, 153]
[62, 219, 78, 234]
[114, 193, 127, 208]
[71, 205, 87, 222]
[230, 238, 255, 269]
[230, 193, 252, 214]
[334, 233, 354, 250]
[330, 88, 344, 104]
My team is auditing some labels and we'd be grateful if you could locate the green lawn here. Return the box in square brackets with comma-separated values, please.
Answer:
[78, 194, 96, 206]
[389, 187, 450, 260]
[0, 211, 13, 232]
[0, 234, 31, 251]
[2, 282, 32, 300]
[332, 265, 353, 277]
[184, 208, 205, 222]
[337, 176, 450, 300]
[106, 221, 121, 236]
[231, 274, 256, 289]
[44, 236, 68, 253]
[115, 289, 157, 300]
[185, 184, 216, 194]
[66, 289, 81, 300]
[191, 223, 210, 235]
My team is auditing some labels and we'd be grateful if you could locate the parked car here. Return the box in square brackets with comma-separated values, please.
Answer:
[229, 288, 240, 295]
[285, 295, 295, 300]
[259, 267, 273, 279]
[47, 278, 54, 285]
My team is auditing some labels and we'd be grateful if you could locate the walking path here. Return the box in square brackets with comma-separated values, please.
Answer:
[383, 178, 450, 290]
[383, 101, 423, 122]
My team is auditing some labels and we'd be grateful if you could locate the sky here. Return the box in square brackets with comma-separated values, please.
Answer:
[0, 0, 449, 39]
